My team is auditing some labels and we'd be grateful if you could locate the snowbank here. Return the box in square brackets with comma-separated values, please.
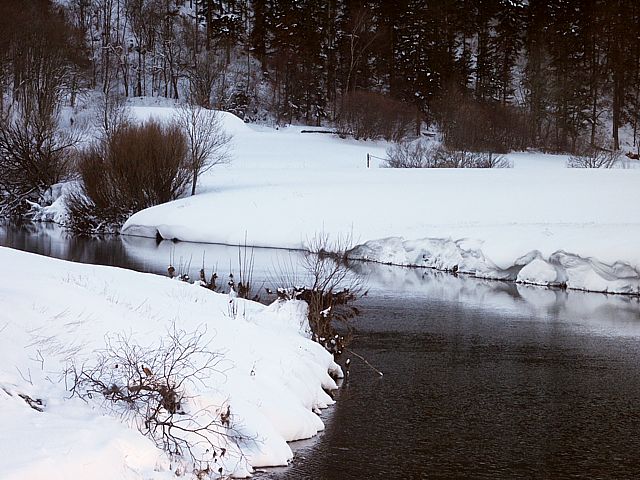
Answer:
[120, 108, 640, 295]
[128, 105, 252, 136]
[0, 247, 341, 479]
[348, 236, 640, 295]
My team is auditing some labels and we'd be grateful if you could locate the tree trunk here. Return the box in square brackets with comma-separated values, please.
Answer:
[191, 170, 198, 196]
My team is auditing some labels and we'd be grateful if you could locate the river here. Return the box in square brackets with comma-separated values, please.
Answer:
[3, 222, 640, 479]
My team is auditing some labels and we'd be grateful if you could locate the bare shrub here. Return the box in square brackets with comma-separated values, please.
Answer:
[272, 233, 364, 354]
[385, 139, 511, 169]
[175, 103, 232, 196]
[434, 88, 529, 153]
[567, 140, 621, 168]
[68, 120, 189, 231]
[337, 91, 413, 141]
[438, 149, 512, 168]
[235, 240, 258, 301]
[384, 139, 442, 168]
[68, 326, 243, 472]
[0, 107, 78, 217]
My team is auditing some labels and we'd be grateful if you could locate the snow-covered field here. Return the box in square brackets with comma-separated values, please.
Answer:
[122, 106, 640, 295]
[0, 247, 341, 479]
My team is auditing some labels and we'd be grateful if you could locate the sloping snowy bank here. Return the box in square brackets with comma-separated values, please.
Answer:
[121, 113, 640, 295]
[93, 105, 638, 295]
[0, 247, 341, 479]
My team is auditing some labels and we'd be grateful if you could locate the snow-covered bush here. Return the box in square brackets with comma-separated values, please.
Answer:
[385, 139, 511, 168]
[67, 120, 190, 231]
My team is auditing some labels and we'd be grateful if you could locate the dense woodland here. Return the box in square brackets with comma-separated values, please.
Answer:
[2, 1, 640, 151]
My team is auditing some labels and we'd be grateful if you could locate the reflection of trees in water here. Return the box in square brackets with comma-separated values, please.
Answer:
[1, 221, 72, 260]
[0, 221, 147, 272]
[121, 235, 309, 291]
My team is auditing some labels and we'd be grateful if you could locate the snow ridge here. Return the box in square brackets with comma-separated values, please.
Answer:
[348, 237, 640, 295]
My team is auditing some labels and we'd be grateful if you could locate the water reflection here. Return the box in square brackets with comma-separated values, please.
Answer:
[3, 222, 640, 335]
[262, 267, 640, 479]
[353, 261, 640, 338]
[0, 222, 308, 292]
[4, 222, 640, 479]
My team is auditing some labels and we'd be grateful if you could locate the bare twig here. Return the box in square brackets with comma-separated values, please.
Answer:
[345, 348, 383, 377]
[68, 324, 245, 470]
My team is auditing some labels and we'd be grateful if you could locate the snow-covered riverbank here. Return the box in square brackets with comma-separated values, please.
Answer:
[121, 107, 640, 295]
[0, 247, 341, 479]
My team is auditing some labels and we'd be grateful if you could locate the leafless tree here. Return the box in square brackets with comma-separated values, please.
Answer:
[175, 102, 232, 196]
[343, 8, 379, 94]
[0, 1, 86, 216]
[95, 85, 130, 138]
[186, 51, 220, 109]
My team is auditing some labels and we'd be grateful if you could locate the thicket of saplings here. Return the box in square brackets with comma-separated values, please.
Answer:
[385, 135, 624, 170]
[272, 237, 362, 356]
[382, 91, 624, 169]
[566, 136, 624, 168]
[336, 91, 415, 142]
[385, 141, 512, 169]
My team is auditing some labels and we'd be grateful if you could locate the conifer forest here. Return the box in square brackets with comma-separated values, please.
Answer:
[1, 0, 640, 153]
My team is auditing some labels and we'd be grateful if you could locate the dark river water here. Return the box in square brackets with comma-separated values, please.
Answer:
[3, 222, 640, 479]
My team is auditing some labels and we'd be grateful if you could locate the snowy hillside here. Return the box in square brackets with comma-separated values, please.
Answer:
[121, 107, 640, 295]
[0, 247, 341, 479]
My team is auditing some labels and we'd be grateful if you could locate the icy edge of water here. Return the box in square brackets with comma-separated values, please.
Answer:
[348, 237, 640, 296]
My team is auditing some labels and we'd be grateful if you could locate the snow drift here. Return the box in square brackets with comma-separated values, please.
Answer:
[348, 237, 640, 295]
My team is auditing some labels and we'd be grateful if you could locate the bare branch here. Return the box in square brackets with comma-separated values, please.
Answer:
[67, 324, 247, 472]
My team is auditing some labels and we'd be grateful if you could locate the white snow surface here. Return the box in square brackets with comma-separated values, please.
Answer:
[0, 247, 341, 479]
[119, 106, 640, 295]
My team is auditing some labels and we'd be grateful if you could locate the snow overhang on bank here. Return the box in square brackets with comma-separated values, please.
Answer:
[347, 235, 640, 295]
